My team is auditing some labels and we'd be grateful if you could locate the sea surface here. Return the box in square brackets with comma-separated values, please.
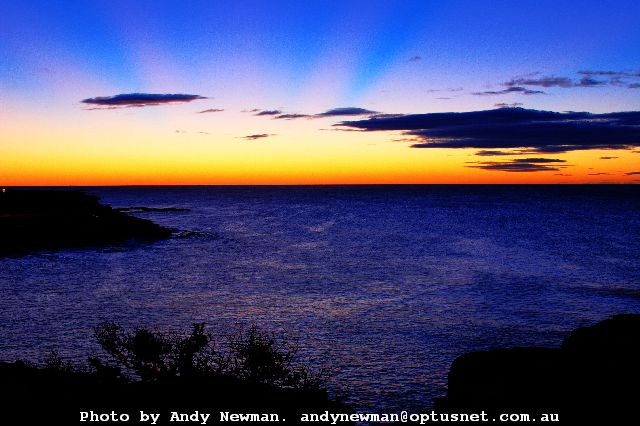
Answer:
[1, 185, 639, 411]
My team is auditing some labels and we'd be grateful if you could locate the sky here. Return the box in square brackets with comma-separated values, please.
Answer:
[1, 0, 639, 185]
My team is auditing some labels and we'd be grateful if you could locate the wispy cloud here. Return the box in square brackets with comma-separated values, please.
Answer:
[466, 157, 568, 173]
[315, 107, 378, 117]
[625, 171, 640, 175]
[474, 149, 525, 156]
[575, 77, 607, 87]
[494, 102, 523, 108]
[473, 87, 545, 96]
[82, 93, 207, 108]
[510, 158, 566, 164]
[504, 76, 573, 88]
[499, 70, 640, 91]
[175, 130, 210, 135]
[241, 133, 274, 140]
[274, 113, 311, 120]
[198, 108, 224, 114]
[248, 106, 378, 121]
[255, 110, 282, 116]
[578, 70, 640, 78]
[408, 55, 422, 62]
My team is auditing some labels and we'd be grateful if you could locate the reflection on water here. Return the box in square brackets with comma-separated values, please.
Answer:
[1, 185, 639, 411]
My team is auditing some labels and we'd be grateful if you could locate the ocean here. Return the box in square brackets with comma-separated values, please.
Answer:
[1, 185, 639, 411]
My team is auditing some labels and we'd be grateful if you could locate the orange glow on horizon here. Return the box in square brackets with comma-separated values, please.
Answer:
[2, 106, 638, 186]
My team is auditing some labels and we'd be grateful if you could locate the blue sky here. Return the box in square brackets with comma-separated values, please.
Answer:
[1, 0, 639, 184]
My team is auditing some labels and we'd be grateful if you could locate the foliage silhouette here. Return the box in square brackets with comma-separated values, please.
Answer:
[92, 321, 326, 391]
[1, 322, 346, 425]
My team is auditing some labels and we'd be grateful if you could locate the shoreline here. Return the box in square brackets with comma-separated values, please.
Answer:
[0, 189, 172, 256]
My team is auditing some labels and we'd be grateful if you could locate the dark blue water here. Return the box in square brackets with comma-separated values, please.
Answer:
[1, 185, 639, 411]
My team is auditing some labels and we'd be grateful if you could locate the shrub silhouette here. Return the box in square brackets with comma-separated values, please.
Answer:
[226, 325, 325, 390]
[1, 322, 348, 425]
[92, 321, 325, 391]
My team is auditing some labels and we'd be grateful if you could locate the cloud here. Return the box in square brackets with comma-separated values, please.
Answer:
[473, 86, 545, 96]
[251, 107, 377, 120]
[588, 172, 612, 176]
[369, 113, 405, 119]
[274, 113, 311, 120]
[466, 159, 567, 173]
[625, 171, 640, 175]
[578, 70, 640, 78]
[175, 130, 209, 135]
[465, 157, 568, 172]
[315, 107, 378, 117]
[510, 158, 566, 163]
[505, 76, 573, 88]
[530, 144, 630, 153]
[408, 55, 422, 62]
[575, 77, 607, 87]
[82, 93, 207, 108]
[498, 70, 640, 91]
[241, 134, 274, 140]
[469, 163, 558, 172]
[495, 102, 523, 108]
[599, 156, 618, 160]
[242, 108, 261, 113]
[337, 107, 640, 153]
[255, 110, 282, 116]
[475, 150, 524, 156]
[198, 108, 224, 114]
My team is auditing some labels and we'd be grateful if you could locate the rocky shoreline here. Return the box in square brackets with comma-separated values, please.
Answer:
[0, 188, 172, 256]
[436, 314, 640, 423]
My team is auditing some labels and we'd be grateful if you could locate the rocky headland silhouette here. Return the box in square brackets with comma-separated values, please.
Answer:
[0, 189, 171, 256]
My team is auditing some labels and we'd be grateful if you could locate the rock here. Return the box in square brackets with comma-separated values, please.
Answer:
[436, 314, 640, 423]
[0, 189, 172, 255]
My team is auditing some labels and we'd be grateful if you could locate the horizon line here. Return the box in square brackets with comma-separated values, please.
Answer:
[4, 183, 638, 188]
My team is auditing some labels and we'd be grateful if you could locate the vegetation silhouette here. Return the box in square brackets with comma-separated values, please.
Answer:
[91, 321, 326, 391]
[0, 322, 349, 425]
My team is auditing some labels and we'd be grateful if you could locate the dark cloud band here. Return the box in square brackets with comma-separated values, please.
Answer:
[337, 107, 640, 154]
[82, 93, 207, 108]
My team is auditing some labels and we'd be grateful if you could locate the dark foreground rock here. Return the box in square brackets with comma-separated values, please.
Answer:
[0, 188, 171, 255]
[436, 314, 640, 424]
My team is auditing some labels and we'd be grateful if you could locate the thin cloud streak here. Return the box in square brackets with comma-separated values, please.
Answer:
[82, 93, 207, 108]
